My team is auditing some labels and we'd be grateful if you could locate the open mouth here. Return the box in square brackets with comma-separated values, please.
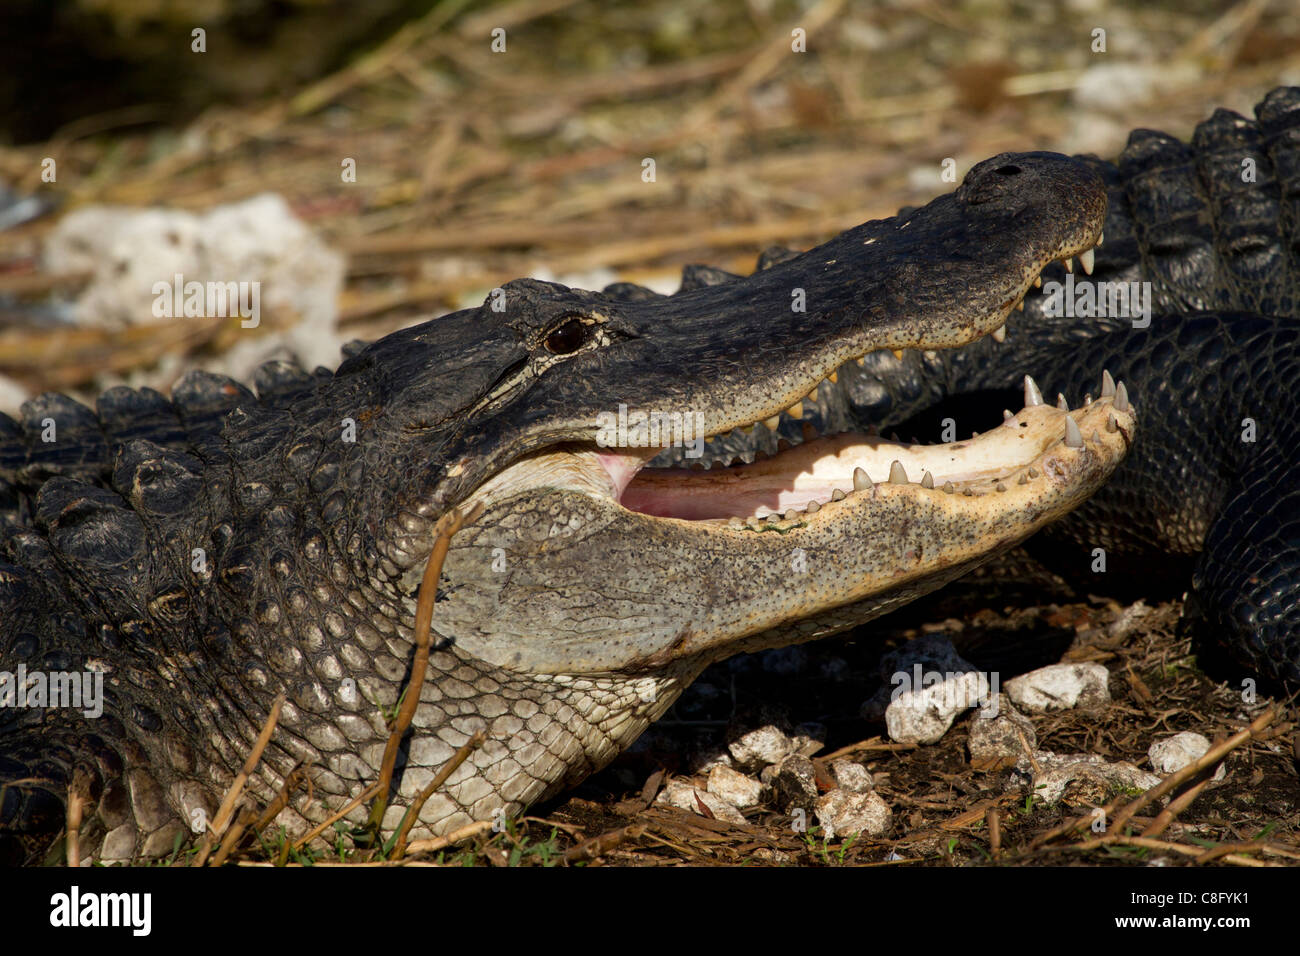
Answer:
[605, 239, 1118, 526]
[614, 370, 1129, 525]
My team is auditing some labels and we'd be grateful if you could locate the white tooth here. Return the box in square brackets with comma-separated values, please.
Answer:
[1024, 374, 1044, 407]
[1079, 247, 1095, 275]
[888, 460, 908, 484]
[942, 481, 955, 494]
[831, 488, 847, 501]
[1003, 409, 1016, 425]
[1064, 416, 1083, 448]
[1115, 381, 1130, 412]
[1056, 393, 1069, 411]
[1063, 256, 1073, 273]
[852, 467, 871, 492]
[921, 471, 934, 489]
[806, 499, 820, 513]
[1101, 369, 1116, 397]
[991, 325, 1007, 343]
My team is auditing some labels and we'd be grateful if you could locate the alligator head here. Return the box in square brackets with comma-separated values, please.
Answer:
[0, 151, 1130, 860]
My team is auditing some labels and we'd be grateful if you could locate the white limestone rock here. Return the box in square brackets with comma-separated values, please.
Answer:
[1005, 662, 1111, 713]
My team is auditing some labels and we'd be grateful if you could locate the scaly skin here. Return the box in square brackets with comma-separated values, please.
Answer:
[0, 152, 1123, 864]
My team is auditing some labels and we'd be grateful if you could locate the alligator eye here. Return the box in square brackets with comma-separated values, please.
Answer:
[994, 164, 1022, 176]
[544, 318, 588, 354]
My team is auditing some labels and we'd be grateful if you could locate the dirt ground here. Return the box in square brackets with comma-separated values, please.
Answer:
[1, 0, 1297, 866]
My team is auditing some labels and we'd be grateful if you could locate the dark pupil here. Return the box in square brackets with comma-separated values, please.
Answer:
[545, 319, 586, 354]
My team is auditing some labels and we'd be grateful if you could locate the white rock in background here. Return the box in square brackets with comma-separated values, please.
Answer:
[829, 759, 874, 793]
[728, 724, 794, 770]
[707, 765, 763, 809]
[654, 779, 747, 824]
[886, 670, 990, 745]
[814, 790, 892, 840]
[1005, 662, 1110, 713]
[1010, 751, 1162, 805]
[44, 193, 346, 381]
[968, 694, 1036, 761]
[861, 633, 980, 721]
[1149, 731, 1224, 781]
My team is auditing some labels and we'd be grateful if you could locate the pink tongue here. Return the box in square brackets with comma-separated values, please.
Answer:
[596, 451, 653, 498]
[620, 469, 830, 520]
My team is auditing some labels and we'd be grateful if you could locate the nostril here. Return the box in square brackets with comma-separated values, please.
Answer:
[994, 164, 1022, 176]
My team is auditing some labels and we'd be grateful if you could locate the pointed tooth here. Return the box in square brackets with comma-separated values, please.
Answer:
[1107, 413, 1119, 433]
[1096, 231, 1104, 246]
[831, 488, 847, 501]
[942, 481, 955, 494]
[996, 482, 1007, 492]
[855, 356, 866, 367]
[921, 471, 934, 489]
[891, 349, 905, 361]
[787, 401, 804, 419]
[1101, 369, 1116, 397]
[1115, 381, 1130, 412]
[888, 432, 901, 443]
[1084, 393, 1093, 406]
[1064, 416, 1083, 448]
[1018, 471, 1029, 485]
[1033, 275, 1042, 288]
[1090, 430, 1101, 443]
[1063, 256, 1073, 273]
[806, 499, 820, 514]
[1079, 247, 1095, 275]
[1015, 298, 1025, 311]
[764, 415, 781, 430]
[1028, 466, 1038, 478]
[1056, 393, 1069, 411]
[991, 325, 1007, 343]
[783, 509, 799, 520]
[1003, 409, 1016, 424]
[828, 371, 838, 384]
[742, 424, 756, 435]
[853, 466, 872, 492]
[888, 460, 908, 484]
[1024, 374, 1044, 407]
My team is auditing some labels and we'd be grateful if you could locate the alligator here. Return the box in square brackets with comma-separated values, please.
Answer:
[0, 86, 1292, 866]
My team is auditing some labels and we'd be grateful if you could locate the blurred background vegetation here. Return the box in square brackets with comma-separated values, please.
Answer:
[1, 0, 1298, 400]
